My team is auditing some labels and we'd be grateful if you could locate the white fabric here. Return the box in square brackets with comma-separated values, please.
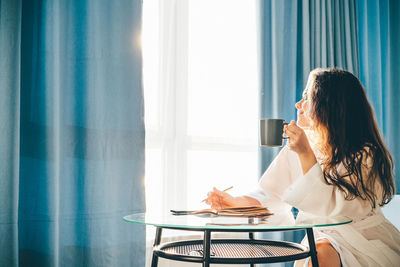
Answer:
[246, 146, 400, 267]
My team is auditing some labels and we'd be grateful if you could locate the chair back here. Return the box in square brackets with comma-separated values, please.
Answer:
[382, 194, 400, 230]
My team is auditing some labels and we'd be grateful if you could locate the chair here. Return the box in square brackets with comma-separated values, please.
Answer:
[381, 194, 400, 229]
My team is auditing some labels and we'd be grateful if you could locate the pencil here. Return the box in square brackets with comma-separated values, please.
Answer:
[201, 186, 233, 203]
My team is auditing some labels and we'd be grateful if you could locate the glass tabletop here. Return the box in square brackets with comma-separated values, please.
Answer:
[123, 212, 352, 231]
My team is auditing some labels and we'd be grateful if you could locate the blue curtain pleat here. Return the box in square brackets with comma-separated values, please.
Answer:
[259, 0, 300, 174]
[259, 0, 399, 266]
[0, 0, 22, 266]
[0, 0, 145, 266]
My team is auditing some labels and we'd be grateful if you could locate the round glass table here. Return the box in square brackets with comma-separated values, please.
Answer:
[124, 212, 352, 267]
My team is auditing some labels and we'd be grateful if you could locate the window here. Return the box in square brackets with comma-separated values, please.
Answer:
[143, 0, 260, 228]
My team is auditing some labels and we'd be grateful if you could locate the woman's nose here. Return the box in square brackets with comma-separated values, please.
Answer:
[295, 99, 303, 109]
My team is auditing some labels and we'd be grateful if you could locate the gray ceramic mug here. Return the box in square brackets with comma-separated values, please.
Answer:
[260, 119, 289, 147]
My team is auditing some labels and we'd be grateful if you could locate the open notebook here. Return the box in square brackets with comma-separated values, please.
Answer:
[170, 206, 272, 217]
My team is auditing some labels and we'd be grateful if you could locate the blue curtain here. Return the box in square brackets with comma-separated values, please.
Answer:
[0, 0, 145, 266]
[259, 0, 399, 266]
[357, 0, 400, 191]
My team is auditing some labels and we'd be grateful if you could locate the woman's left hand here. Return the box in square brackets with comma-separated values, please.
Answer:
[285, 120, 312, 156]
[285, 120, 317, 174]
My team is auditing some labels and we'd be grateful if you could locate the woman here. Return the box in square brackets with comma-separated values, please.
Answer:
[205, 68, 400, 266]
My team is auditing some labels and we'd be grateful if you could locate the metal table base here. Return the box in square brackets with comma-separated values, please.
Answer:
[151, 227, 319, 267]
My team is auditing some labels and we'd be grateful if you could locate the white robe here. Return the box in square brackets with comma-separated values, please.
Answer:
[247, 146, 400, 267]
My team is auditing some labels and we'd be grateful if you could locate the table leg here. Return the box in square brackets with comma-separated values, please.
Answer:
[306, 228, 319, 267]
[249, 232, 254, 240]
[249, 232, 255, 267]
[202, 230, 211, 267]
[151, 227, 162, 267]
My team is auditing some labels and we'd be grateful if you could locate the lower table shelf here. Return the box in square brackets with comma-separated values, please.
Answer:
[154, 239, 311, 264]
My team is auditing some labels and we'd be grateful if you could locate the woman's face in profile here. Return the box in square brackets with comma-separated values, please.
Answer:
[295, 75, 314, 128]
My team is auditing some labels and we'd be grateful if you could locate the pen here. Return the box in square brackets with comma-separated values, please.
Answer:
[201, 186, 233, 203]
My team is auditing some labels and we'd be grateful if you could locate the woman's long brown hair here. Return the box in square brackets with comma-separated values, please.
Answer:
[308, 68, 395, 208]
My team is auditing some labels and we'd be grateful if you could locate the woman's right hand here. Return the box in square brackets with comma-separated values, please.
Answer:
[205, 187, 262, 210]
[205, 187, 237, 210]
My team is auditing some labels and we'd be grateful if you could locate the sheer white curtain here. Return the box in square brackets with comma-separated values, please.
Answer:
[142, 1, 260, 264]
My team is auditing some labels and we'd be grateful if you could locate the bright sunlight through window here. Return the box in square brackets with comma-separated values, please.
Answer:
[143, 0, 260, 221]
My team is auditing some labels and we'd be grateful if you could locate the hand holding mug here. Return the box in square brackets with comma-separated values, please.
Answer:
[285, 120, 312, 155]
[285, 120, 317, 174]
